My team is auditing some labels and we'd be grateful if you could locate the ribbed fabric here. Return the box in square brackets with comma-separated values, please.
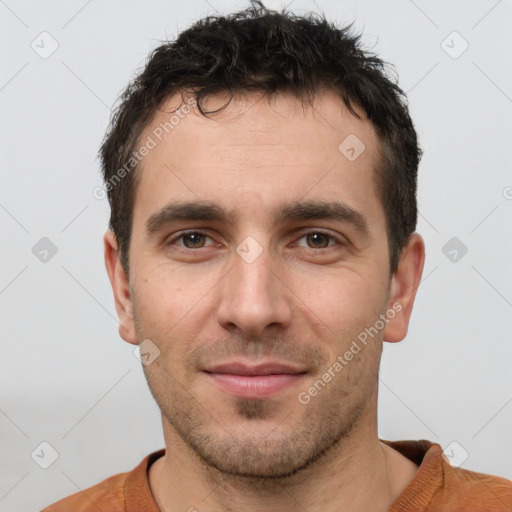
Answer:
[42, 440, 512, 511]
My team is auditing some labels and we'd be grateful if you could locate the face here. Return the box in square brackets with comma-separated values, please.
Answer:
[105, 89, 424, 479]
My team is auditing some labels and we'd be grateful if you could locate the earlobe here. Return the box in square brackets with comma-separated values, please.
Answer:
[103, 230, 138, 345]
[383, 233, 425, 343]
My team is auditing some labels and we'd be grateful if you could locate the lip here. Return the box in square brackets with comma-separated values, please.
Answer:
[205, 362, 306, 376]
[204, 361, 307, 399]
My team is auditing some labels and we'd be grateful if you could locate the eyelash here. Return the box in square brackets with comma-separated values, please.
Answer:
[167, 230, 343, 251]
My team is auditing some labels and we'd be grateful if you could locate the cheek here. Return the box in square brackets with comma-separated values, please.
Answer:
[132, 268, 216, 359]
[132, 275, 185, 351]
[293, 268, 384, 321]
[289, 270, 389, 367]
[134, 262, 202, 319]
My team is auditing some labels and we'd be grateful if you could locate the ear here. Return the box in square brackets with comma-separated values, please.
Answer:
[103, 230, 137, 345]
[383, 233, 425, 343]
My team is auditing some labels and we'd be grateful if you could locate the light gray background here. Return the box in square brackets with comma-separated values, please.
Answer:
[1, 0, 511, 510]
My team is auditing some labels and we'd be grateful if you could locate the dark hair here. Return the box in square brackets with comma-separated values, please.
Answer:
[99, 0, 421, 275]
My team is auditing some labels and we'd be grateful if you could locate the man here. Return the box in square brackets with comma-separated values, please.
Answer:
[43, 1, 512, 511]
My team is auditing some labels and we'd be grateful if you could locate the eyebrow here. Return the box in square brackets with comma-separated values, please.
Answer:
[272, 201, 369, 234]
[145, 201, 235, 234]
[145, 200, 369, 236]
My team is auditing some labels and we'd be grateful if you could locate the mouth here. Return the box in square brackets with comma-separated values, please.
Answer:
[203, 362, 308, 399]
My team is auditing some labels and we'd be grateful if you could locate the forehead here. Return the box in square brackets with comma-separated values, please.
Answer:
[143, 89, 379, 162]
[132, 89, 384, 228]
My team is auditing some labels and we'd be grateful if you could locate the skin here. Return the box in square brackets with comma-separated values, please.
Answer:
[104, 88, 425, 512]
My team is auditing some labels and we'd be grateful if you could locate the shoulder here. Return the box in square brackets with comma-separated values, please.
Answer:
[441, 465, 512, 508]
[41, 471, 129, 512]
[40, 449, 164, 512]
[383, 439, 512, 511]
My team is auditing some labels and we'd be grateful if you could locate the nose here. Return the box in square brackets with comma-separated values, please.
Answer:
[216, 244, 292, 337]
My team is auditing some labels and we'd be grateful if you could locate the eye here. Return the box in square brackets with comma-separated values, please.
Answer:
[295, 231, 340, 249]
[170, 231, 215, 249]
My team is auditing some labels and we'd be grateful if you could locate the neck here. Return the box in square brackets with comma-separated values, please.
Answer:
[148, 404, 418, 512]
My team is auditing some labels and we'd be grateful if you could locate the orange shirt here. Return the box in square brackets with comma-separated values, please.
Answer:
[42, 439, 512, 511]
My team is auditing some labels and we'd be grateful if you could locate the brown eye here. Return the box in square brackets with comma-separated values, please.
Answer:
[181, 232, 207, 248]
[305, 232, 332, 248]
